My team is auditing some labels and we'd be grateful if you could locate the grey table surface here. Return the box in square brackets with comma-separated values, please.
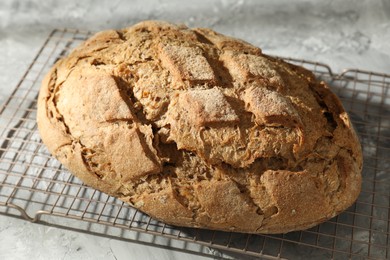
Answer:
[0, 0, 390, 259]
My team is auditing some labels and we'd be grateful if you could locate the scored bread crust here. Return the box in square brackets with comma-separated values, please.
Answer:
[37, 21, 363, 234]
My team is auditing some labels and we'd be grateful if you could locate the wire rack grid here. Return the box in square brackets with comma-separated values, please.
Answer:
[0, 29, 389, 260]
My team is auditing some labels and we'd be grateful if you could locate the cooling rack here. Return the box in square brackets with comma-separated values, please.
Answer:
[1, 29, 389, 260]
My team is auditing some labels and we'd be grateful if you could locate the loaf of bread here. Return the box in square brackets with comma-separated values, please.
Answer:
[37, 21, 362, 234]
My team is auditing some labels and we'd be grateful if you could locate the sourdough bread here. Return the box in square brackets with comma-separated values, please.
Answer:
[37, 21, 362, 234]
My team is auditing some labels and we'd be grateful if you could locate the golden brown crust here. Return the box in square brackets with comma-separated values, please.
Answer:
[37, 20, 363, 234]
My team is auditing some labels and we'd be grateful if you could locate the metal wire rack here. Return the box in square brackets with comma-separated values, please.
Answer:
[1, 29, 389, 260]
